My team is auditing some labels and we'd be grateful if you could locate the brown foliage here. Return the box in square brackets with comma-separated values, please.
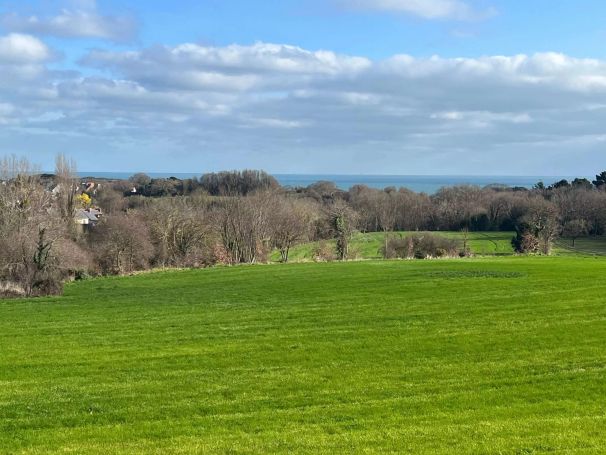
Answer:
[271, 196, 317, 262]
[144, 199, 213, 268]
[382, 233, 459, 259]
[217, 193, 273, 264]
[90, 213, 154, 274]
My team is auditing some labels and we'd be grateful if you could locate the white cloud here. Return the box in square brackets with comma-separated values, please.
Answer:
[431, 111, 533, 128]
[339, 0, 495, 20]
[243, 117, 309, 129]
[81, 42, 372, 91]
[0, 4, 137, 42]
[0, 33, 51, 63]
[3, 41, 606, 174]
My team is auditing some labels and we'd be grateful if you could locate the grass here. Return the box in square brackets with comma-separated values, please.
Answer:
[1, 257, 606, 453]
[273, 231, 517, 262]
[555, 236, 606, 256]
[276, 232, 606, 262]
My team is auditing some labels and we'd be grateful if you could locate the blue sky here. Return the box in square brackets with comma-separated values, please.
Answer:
[0, 0, 605, 175]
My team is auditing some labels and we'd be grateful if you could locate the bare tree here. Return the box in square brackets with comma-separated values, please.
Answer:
[0, 159, 90, 296]
[349, 185, 380, 232]
[0, 155, 46, 234]
[0, 156, 77, 296]
[431, 185, 488, 230]
[377, 190, 398, 233]
[91, 213, 154, 274]
[217, 193, 273, 264]
[486, 193, 515, 230]
[54, 154, 78, 221]
[146, 199, 211, 267]
[562, 219, 588, 247]
[396, 189, 432, 231]
[271, 196, 317, 262]
[95, 185, 127, 215]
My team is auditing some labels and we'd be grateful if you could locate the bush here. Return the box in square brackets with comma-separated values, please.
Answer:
[0, 227, 88, 297]
[513, 231, 541, 254]
[32, 274, 64, 296]
[91, 213, 154, 275]
[313, 241, 336, 262]
[74, 270, 92, 281]
[0, 282, 25, 298]
[382, 233, 458, 259]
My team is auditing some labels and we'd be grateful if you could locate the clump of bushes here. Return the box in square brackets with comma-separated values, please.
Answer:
[313, 241, 336, 262]
[0, 282, 25, 298]
[512, 231, 541, 254]
[382, 233, 459, 259]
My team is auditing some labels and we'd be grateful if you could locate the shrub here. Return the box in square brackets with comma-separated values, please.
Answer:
[91, 213, 154, 275]
[74, 270, 92, 281]
[313, 241, 336, 262]
[382, 233, 458, 259]
[513, 231, 541, 254]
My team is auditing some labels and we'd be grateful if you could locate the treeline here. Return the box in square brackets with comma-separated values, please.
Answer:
[2, 154, 606, 297]
[123, 170, 279, 197]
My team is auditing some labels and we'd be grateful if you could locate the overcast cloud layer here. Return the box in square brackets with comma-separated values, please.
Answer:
[0, 1, 604, 175]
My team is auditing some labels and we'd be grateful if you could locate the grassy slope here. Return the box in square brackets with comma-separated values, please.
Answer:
[275, 231, 517, 262]
[1, 258, 606, 453]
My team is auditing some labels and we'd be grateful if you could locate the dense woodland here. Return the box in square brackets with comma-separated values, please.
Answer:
[1, 154, 606, 297]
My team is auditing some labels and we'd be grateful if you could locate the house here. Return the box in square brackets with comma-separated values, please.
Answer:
[74, 208, 103, 231]
[81, 181, 100, 195]
[51, 184, 62, 196]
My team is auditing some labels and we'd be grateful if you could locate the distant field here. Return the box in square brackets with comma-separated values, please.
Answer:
[555, 236, 606, 256]
[275, 232, 606, 262]
[273, 231, 517, 262]
[1, 258, 606, 453]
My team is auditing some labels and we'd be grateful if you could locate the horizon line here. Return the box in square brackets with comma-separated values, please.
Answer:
[72, 172, 584, 178]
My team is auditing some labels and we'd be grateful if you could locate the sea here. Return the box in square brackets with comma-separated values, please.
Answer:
[78, 173, 576, 194]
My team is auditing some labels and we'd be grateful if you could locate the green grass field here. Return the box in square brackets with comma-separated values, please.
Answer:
[1, 257, 606, 453]
[275, 232, 606, 262]
[555, 236, 606, 256]
[273, 231, 517, 262]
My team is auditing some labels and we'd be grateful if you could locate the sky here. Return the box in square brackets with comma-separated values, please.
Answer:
[0, 0, 605, 175]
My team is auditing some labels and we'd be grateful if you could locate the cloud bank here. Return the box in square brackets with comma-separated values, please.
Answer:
[0, 35, 605, 173]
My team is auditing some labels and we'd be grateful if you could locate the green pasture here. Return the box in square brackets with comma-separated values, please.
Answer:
[273, 231, 517, 262]
[555, 236, 606, 256]
[275, 232, 606, 262]
[1, 257, 606, 453]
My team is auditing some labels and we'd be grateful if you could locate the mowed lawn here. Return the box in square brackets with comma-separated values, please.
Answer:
[1, 258, 606, 453]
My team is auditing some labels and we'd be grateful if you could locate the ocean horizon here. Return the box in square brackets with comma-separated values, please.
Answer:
[76, 172, 578, 194]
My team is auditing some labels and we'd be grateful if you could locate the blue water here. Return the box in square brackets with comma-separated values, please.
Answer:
[273, 175, 574, 194]
[79, 172, 575, 194]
